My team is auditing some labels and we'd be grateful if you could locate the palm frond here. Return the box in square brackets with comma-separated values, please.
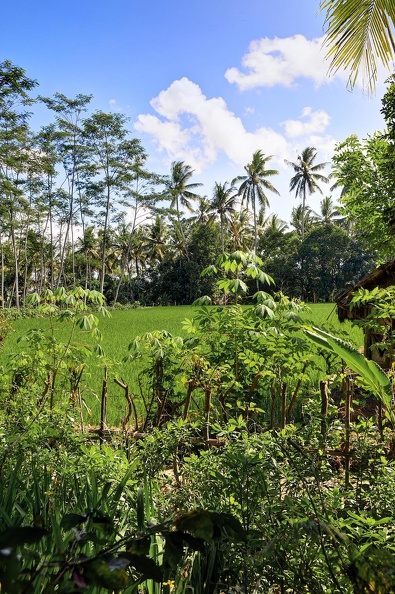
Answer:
[321, 0, 395, 91]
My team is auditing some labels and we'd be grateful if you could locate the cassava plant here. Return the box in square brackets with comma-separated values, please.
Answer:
[1, 287, 110, 453]
[182, 251, 315, 428]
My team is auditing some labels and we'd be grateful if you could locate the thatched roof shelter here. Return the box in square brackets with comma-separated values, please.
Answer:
[336, 259, 395, 366]
[337, 259, 395, 323]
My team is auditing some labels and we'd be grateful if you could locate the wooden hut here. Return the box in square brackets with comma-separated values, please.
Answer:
[336, 259, 395, 368]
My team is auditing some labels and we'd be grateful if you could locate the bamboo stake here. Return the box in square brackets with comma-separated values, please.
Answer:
[99, 366, 108, 445]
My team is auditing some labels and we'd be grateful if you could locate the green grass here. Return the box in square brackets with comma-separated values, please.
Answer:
[0, 304, 363, 426]
[300, 302, 363, 346]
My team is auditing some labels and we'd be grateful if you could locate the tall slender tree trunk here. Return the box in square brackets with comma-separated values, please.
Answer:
[1, 240, 4, 309]
[176, 196, 190, 261]
[220, 215, 225, 254]
[10, 223, 19, 309]
[100, 175, 111, 296]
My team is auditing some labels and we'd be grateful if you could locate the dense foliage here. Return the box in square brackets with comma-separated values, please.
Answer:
[0, 59, 376, 308]
[2, 257, 395, 592]
[3, 50, 395, 592]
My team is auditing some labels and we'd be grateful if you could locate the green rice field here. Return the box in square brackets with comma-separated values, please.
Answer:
[0, 304, 363, 426]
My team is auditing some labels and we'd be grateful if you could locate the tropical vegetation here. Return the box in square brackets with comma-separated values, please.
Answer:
[321, 0, 395, 92]
[0, 59, 382, 308]
[3, 55, 395, 593]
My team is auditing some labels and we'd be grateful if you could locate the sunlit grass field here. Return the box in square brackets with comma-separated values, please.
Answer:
[1, 304, 363, 426]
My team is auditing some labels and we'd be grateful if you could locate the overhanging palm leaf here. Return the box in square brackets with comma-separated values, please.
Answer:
[321, 0, 395, 92]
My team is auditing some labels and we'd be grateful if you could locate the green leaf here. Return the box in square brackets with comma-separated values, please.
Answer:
[0, 527, 47, 548]
[201, 265, 218, 277]
[228, 279, 248, 295]
[84, 557, 132, 589]
[60, 513, 87, 530]
[78, 316, 93, 331]
[254, 304, 275, 319]
[164, 532, 184, 569]
[304, 325, 393, 420]
[210, 512, 247, 542]
[126, 536, 150, 556]
[175, 510, 214, 540]
[230, 251, 248, 265]
[321, 0, 395, 92]
[192, 296, 212, 306]
[122, 553, 163, 582]
[26, 292, 40, 306]
[93, 344, 104, 356]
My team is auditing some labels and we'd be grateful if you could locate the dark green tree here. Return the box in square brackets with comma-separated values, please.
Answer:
[332, 133, 393, 260]
[297, 224, 374, 301]
[313, 196, 344, 225]
[290, 204, 314, 238]
[40, 93, 93, 287]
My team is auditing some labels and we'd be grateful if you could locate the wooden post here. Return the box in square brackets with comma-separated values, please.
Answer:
[203, 387, 212, 446]
[99, 366, 108, 445]
[280, 383, 287, 429]
[114, 377, 138, 430]
[344, 375, 352, 490]
[320, 380, 329, 439]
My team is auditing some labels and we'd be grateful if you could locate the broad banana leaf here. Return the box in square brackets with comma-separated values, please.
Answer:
[304, 326, 394, 423]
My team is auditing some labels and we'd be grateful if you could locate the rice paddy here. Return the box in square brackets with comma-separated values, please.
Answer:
[0, 303, 363, 425]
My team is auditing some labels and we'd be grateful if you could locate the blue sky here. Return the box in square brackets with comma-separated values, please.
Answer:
[1, 0, 390, 222]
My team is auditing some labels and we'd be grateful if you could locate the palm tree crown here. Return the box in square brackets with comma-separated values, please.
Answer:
[164, 160, 202, 259]
[165, 161, 202, 214]
[210, 181, 237, 252]
[290, 204, 314, 237]
[313, 196, 344, 225]
[233, 150, 280, 253]
[285, 147, 329, 239]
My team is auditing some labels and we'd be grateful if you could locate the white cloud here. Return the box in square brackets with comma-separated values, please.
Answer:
[282, 107, 331, 138]
[225, 34, 342, 90]
[108, 98, 133, 114]
[135, 114, 191, 155]
[135, 77, 290, 172]
[134, 77, 338, 220]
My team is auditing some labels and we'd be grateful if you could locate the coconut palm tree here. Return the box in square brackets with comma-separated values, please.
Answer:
[190, 196, 213, 225]
[145, 215, 169, 264]
[164, 161, 202, 260]
[285, 147, 329, 240]
[290, 204, 315, 238]
[228, 209, 254, 251]
[233, 150, 280, 254]
[210, 181, 237, 253]
[259, 211, 289, 235]
[321, 0, 395, 92]
[313, 196, 345, 225]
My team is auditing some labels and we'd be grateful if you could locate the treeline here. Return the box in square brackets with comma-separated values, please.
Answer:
[0, 60, 376, 307]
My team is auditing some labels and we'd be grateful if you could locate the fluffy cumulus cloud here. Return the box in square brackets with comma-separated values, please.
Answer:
[282, 107, 331, 138]
[135, 77, 290, 172]
[225, 35, 343, 90]
[135, 78, 337, 175]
